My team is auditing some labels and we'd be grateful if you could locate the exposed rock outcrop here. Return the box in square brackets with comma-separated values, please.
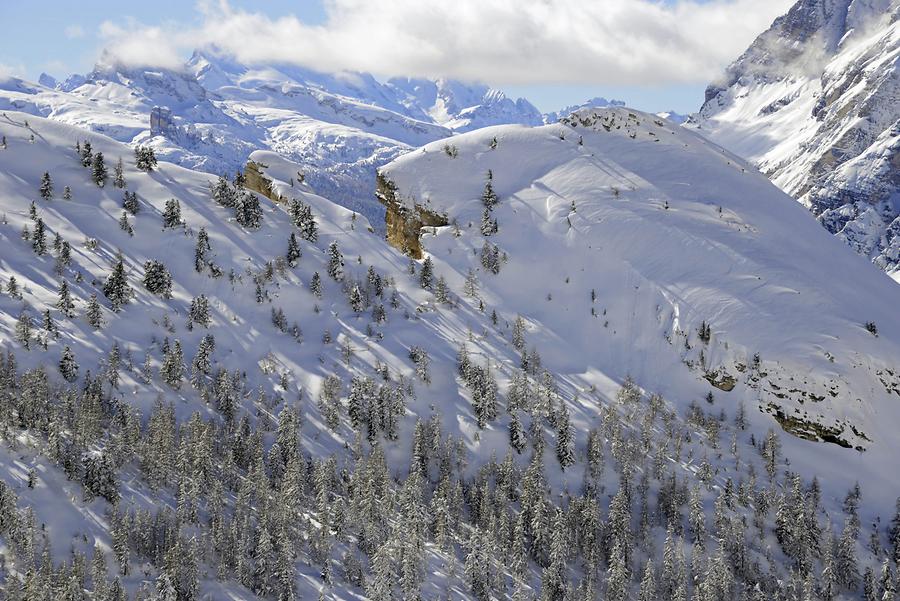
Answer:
[376, 172, 448, 258]
[244, 160, 286, 204]
[150, 106, 175, 137]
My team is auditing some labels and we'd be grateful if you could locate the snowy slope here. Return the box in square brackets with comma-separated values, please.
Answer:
[382, 106, 900, 506]
[695, 0, 900, 278]
[2, 106, 900, 599]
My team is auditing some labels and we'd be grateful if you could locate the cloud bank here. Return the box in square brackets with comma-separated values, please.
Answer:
[97, 0, 795, 85]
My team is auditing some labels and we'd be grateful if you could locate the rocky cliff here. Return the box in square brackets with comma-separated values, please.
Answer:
[376, 173, 448, 259]
[695, 0, 900, 278]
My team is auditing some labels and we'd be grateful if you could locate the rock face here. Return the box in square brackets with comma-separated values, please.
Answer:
[695, 0, 900, 278]
[149, 106, 175, 137]
[243, 160, 284, 204]
[376, 173, 448, 258]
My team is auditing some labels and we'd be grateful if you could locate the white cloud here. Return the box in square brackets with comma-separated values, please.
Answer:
[65, 24, 86, 39]
[0, 61, 25, 79]
[96, 0, 796, 85]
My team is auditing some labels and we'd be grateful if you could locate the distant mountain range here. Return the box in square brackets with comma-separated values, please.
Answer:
[1, 51, 655, 227]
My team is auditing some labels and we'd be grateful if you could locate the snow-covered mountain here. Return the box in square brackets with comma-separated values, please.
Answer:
[695, 0, 900, 279]
[3, 104, 900, 599]
[0, 51, 549, 228]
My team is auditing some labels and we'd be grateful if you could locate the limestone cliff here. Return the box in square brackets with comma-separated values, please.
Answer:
[376, 172, 448, 258]
[244, 160, 286, 205]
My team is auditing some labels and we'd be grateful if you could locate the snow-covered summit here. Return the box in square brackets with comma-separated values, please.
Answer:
[695, 0, 900, 278]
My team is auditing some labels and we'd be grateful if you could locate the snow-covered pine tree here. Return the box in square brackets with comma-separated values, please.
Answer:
[509, 411, 527, 454]
[103, 255, 131, 311]
[286, 232, 301, 267]
[327, 242, 344, 280]
[464, 268, 479, 298]
[419, 257, 434, 289]
[14, 311, 32, 349]
[192, 227, 211, 273]
[123, 191, 140, 215]
[113, 157, 126, 188]
[435, 276, 450, 304]
[235, 191, 262, 229]
[80, 140, 93, 167]
[481, 171, 498, 209]
[189, 295, 211, 328]
[191, 334, 215, 383]
[142, 260, 172, 298]
[162, 199, 182, 229]
[134, 146, 157, 171]
[210, 175, 235, 207]
[555, 402, 575, 470]
[57, 279, 75, 317]
[91, 152, 108, 187]
[85, 293, 103, 329]
[310, 271, 323, 298]
[31, 217, 47, 255]
[118, 212, 133, 236]
[161, 339, 185, 388]
[512, 315, 527, 350]
[62, 185, 71, 200]
[480, 208, 498, 236]
[39, 172, 53, 200]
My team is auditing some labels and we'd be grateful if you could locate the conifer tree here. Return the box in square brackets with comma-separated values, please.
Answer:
[63, 185, 72, 200]
[86, 293, 103, 328]
[419, 256, 434, 289]
[134, 146, 157, 171]
[290, 199, 319, 242]
[39, 172, 53, 200]
[512, 315, 527, 350]
[113, 157, 126, 188]
[235, 191, 263, 228]
[286, 232, 301, 267]
[480, 208, 497, 236]
[91, 152, 108, 186]
[310, 271, 323, 298]
[464, 268, 479, 298]
[123, 191, 140, 215]
[32, 217, 47, 255]
[161, 339, 185, 388]
[481, 172, 499, 209]
[162, 199, 181, 228]
[118, 211, 133, 236]
[103, 255, 131, 311]
[189, 295, 211, 328]
[15, 311, 33, 349]
[327, 242, 343, 281]
[194, 227, 211, 272]
[57, 279, 75, 317]
[210, 175, 234, 207]
[435, 275, 450, 304]
[349, 284, 365, 313]
[191, 334, 215, 382]
[639, 560, 657, 601]
[81, 140, 93, 167]
[509, 411, 527, 454]
[142, 260, 172, 298]
[555, 402, 575, 470]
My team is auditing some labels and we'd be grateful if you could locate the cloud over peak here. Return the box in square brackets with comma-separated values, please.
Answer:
[96, 0, 795, 85]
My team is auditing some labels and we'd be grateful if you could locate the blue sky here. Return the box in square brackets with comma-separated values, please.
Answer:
[0, 0, 791, 114]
